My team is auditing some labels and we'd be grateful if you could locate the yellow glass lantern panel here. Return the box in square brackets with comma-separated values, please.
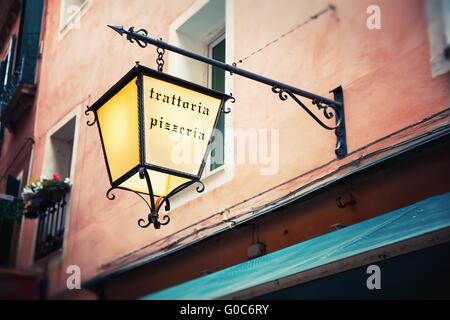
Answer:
[142, 75, 222, 177]
[97, 78, 139, 182]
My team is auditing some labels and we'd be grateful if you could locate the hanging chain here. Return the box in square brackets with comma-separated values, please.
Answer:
[156, 38, 165, 72]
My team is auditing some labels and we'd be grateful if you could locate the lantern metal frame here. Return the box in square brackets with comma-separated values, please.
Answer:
[85, 63, 233, 229]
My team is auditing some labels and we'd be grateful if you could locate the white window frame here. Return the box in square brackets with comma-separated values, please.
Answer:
[31, 107, 81, 266]
[167, 0, 235, 209]
[203, 33, 226, 178]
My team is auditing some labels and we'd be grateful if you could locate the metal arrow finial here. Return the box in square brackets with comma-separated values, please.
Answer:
[107, 25, 149, 48]
[107, 25, 125, 36]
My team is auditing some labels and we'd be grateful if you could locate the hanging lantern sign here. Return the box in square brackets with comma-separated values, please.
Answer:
[85, 63, 233, 229]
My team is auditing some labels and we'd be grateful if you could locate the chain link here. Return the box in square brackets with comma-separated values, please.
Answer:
[156, 39, 165, 72]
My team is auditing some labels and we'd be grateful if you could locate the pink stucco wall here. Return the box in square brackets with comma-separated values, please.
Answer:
[15, 0, 450, 296]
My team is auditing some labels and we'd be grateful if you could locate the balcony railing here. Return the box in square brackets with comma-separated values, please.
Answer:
[0, 57, 24, 108]
[29, 190, 69, 261]
[0, 194, 23, 222]
[0, 57, 36, 130]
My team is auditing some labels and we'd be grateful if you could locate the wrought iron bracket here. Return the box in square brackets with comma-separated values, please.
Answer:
[107, 25, 348, 159]
[272, 85, 347, 158]
[330, 86, 347, 159]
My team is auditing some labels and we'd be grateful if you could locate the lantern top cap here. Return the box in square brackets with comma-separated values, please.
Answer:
[87, 63, 233, 113]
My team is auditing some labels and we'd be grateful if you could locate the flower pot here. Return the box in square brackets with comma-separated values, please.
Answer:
[23, 189, 68, 219]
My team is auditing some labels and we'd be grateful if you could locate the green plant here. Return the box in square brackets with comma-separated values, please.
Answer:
[21, 174, 71, 201]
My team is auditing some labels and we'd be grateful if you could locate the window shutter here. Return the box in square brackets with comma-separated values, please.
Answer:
[16, 0, 44, 85]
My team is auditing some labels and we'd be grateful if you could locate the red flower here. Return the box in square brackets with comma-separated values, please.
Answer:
[53, 174, 60, 182]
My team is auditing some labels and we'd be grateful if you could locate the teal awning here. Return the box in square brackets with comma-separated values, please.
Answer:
[141, 192, 450, 300]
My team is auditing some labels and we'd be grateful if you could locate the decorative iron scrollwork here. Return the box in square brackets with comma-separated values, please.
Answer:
[104, 168, 206, 229]
[126, 27, 149, 48]
[195, 181, 205, 193]
[138, 212, 158, 229]
[158, 196, 171, 212]
[85, 106, 97, 126]
[312, 98, 335, 120]
[222, 94, 235, 114]
[272, 87, 288, 101]
[271, 86, 347, 158]
[106, 187, 116, 200]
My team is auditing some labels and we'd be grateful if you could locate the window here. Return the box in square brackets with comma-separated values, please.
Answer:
[3, 37, 16, 86]
[167, 0, 234, 207]
[426, 0, 450, 77]
[42, 118, 76, 180]
[169, 0, 225, 83]
[169, 0, 227, 176]
[35, 116, 77, 261]
[0, 36, 16, 89]
[209, 36, 226, 172]
[59, 0, 90, 33]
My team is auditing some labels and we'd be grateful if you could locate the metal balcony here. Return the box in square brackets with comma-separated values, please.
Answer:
[31, 191, 69, 261]
[0, 58, 36, 131]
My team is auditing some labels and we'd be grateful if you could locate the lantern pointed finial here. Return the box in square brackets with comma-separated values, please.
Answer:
[107, 25, 126, 36]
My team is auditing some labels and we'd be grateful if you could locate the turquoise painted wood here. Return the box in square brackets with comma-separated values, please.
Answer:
[142, 192, 450, 300]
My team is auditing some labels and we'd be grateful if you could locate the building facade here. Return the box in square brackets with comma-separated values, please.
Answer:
[0, 0, 44, 271]
[0, 0, 449, 299]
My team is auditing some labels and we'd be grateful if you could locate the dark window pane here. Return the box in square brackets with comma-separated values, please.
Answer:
[210, 38, 225, 171]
